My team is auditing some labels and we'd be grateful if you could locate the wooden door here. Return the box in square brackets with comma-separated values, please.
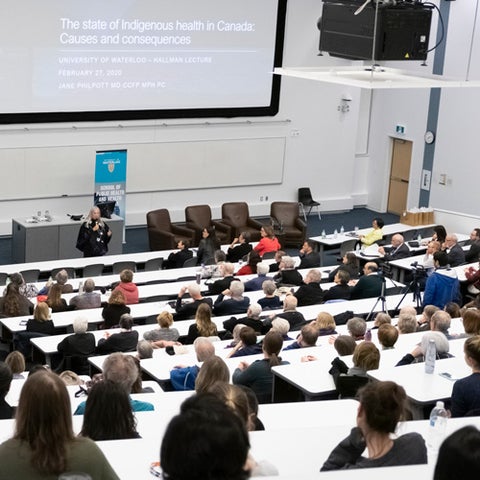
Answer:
[387, 139, 412, 215]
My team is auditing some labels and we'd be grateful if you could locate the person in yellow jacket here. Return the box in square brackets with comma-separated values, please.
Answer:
[359, 217, 384, 246]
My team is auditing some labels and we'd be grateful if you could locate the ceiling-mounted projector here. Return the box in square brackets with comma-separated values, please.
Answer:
[318, 0, 434, 61]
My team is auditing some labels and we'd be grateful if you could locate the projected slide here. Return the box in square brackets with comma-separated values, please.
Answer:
[0, 0, 285, 121]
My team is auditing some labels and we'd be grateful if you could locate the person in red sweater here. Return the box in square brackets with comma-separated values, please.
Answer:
[113, 269, 139, 304]
[254, 226, 281, 257]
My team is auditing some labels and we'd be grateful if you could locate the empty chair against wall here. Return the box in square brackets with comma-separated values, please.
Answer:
[298, 187, 321, 221]
[270, 201, 307, 248]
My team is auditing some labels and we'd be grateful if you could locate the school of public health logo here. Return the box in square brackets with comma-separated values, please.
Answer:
[107, 161, 115, 173]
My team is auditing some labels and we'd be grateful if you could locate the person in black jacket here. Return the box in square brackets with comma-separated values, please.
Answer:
[294, 269, 324, 307]
[96, 314, 138, 354]
[207, 263, 239, 295]
[76, 206, 112, 257]
[163, 240, 193, 269]
[298, 240, 321, 269]
[323, 270, 351, 302]
[226, 232, 253, 263]
[0, 362, 13, 420]
[175, 284, 213, 321]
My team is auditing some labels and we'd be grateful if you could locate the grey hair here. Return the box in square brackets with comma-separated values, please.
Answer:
[256, 262, 270, 275]
[73, 316, 88, 334]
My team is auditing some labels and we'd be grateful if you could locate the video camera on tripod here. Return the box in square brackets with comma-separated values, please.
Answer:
[410, 261, 428, 279]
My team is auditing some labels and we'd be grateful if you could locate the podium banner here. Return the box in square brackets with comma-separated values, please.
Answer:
[94, 149, 127, 219]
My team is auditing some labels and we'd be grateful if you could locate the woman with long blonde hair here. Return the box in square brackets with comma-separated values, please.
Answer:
[186, 303, 217, 344]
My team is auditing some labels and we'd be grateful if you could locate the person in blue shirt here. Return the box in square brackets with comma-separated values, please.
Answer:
[74, 352, 153, 415]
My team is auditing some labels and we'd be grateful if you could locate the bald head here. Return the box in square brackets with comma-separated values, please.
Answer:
[391, 234, 404, 247]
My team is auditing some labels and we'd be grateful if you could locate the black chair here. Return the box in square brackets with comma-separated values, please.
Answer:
[112, 261, 137, 274]
[183, 257, 199, 268]
[13, 331, 49, 360]
[0, 273, 8, 286]
[82, 264, 104, 277]
[19, 269, 40, 283]
[144, 257, 164, 271]
[335, 375, 369, 399]
[60, 354, 91, 376]
[298, 187, 321, 221]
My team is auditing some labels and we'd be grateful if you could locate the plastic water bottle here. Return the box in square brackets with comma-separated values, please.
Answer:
[427, 401, 448, 454]
[333, 229, 338, 239]
[340, 225, 345, 235]
[425, 338, 436, 374]
[417, 232, 422, 242]
[321, 229, 326, 239]
[365, 328, 372, 342]
[78, 281, 84, 294]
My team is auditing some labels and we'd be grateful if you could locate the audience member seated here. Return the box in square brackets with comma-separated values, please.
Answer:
[96, 314, 139, 354]
[69, 279, 101, 310]
[233, 331, 288, 404]
[450, 336, 480, 417]
[269, 295, 306, 331]
[101, 289, 131, 328]
[254, 225, 281, 257]
[75, 352, 154, 414]
[163, 239, 193, 269]
[284, 323, 319, 350]
[434, 426, 480, 480]
[311, 312, 337, 336]
[462, 308, 480, 336]
[244, 262, 272, 291]
[136, 340, 154, 360]
[422, 240, 441, 272]
[197, 226, 220, 265]
[294, 269, 324, 306]
[113, 269, 139, 305]
[170, 337, 215, 391]
[328, 252, 360, 282]
[350, 262, 383, 300]
[46, 283, 69, 313]
[238, 384, 266, 431]
[5, 351, 26, 379]
[377, 324, 399, 350]
[323, 270, 351, 302]
[372, 311, 392, 329]
[465, 228, 480, 263]
[213, 281, 250, 317]
[26, 302, 55, 335]
[160, 394, 250, 480]
[227, 327, 262, 358]
[257, 280, 282, 310]
[377, 234, 410, 262]
[329, 341, 380, 387]
[175, 283, 213, 320]
[207, 262, 239, 295]
[346, 317, 367, 340]
[0, 283, 34, 317]
[444, 234, 466, 267]
[464, 259, 480, 297]
[186, 303, 217, 344]
[423, 251, 461, 308]
[0, 369, 119, 478]
[320, 381, 427, 470]
[80, 380, 140, 441]
[430, 310, 453, 338]
[143, 311, 180, 343]
[268, 250, 285, 273]
[4, 272, 38, 298]
[432, 225, 447, 245]
[396, 331, 450, 366]
[206, 382, 278, 475]
[39, 269, 74, 296]
[333, 335, 357, 356]
[194, 356, 230, 394]
[298, 240, 321, 269]
[236, 250, 261, 276]
[0, 362, 13, 419]
[358, 217, 384, 247]
[57, 316, 96, 372]
[416, 304, 439, 331]
[273, 256, 303, 286]
[227, 232, 253, 263]
[223, 303, 268, 335]
[269, 318, 292, 341]
[396, 312, 418, 334]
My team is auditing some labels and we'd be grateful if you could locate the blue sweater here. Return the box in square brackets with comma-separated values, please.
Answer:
[423, 268, 461, 308]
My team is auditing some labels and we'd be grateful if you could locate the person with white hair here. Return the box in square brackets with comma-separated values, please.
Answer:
[395, 331, 450, 366]
[244, 262, 272, 291]
[444, 234, 466, 267]
[223, 303, 268, 334]
[258, 280, 282, 310]
[213, 281, 250, 316]
[175, 283, 213, 320]
[294, 269, 324, 307]
[270, 295, 306, 331]
[207, 262, 239, 295]
[273, 256, 303, 286]
[76, 205, 112, 257]
[69, 278, 101, 310]
[56, 316, 96, 373]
